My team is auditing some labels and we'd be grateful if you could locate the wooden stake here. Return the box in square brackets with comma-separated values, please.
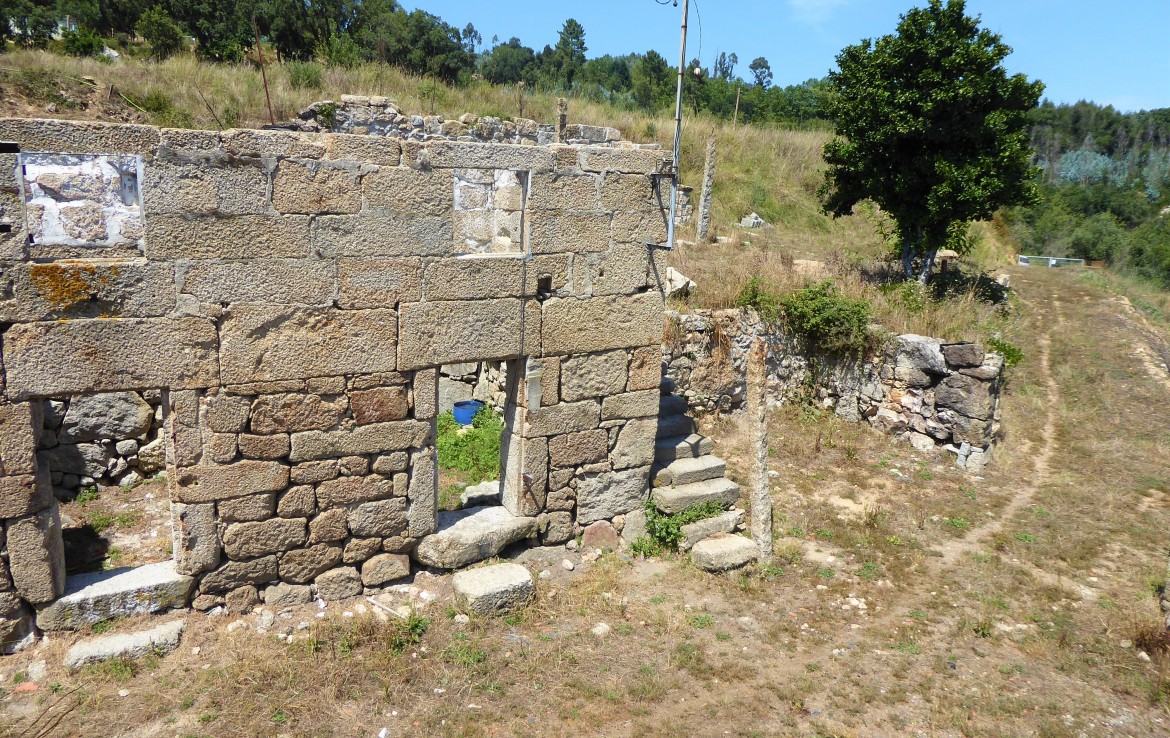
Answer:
[747, 337, 773, 557]
[253, 17, 275, 127]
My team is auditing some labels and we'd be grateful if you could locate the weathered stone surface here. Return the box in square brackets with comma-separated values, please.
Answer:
[198, 555, 279, 593]
[576, 466, 650, 525]
[324, 134, 401, 165]
[0, 469, 54, 519]
[601, 389, 660, 420]
[175, 461, 290, 503]
[501, 434, 547, 517]
[935, 375, 994, 420]
[362, 167, 454, 214]
[690, 534, 759, 572]
[413, 506, 537, 569]
[237, 433, 291, 459]
[222, 517, 307, 559]
[361, 553, 410, 586]
[0, 402, 41, 476]
[560, 351, 628, 402]
[0, 117, 159, 153]
[350, 386, 409, 424]
[539, 510, 574, 544]
[290, 421, 430, 462]
[578, 147, 669, 175]
[0, 260, 175, 322]
[308, 508, 349, 543]
[651, 477, 740, 515]
[314, 567, 362, 600]
[225, 585, 259, 614]
[0, 595, 34, 654]
[217, 493, 276, 522]
[581, 520, 620, 550]
[205, 393, 251, 433]
[6, 506, 65, 604]
[143, 160, 270, 216]
[279, 544, 343, 584]
[678, 509, 745, 552]
[942, 343, 984, 368]
[171, 502, 219, 575]
[371, 452, 408, 475]
[36, 561, 194, 630]
[612, 418, 657, 469]
[181, 259, 335, 306]
[2, 318, 218, 400]
[422, 141, 555, 172]
[37, 442, 110, 477]
[347, 497, 408, 538]
[896, 335, 947, 375]
[453, 563, 535, 614]
[250, 393, 347, 435]
[291, 459, 340, 485]
[220, 306, 398, 384]
[262, 581, 312, 606]
[524, 400, 600, 437]
[221, 128, 325, 159]
[407, 447, 438, 536]
[145, 215, 310, 260]
[273, 160, 361, 214]
[620, 508, 648, 543]
[312, 212, 453, 258]
[421, 256, 527, 301]
[64, 619, 186, 669]
[627, 346, 662, 391]
[542, 293, 663, 355]
[277, 485, 316, 517]
[343, 536, 382, 564]
[337, 257, 422, 308]
[397, 298, 526, 369]
[548, 429, 608, 467]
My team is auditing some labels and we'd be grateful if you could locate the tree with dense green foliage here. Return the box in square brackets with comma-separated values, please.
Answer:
[713, 51, 737, 82]
[748, 56, 771, 88]
[168, 0, 259, 62]
[630, 49, 671, 111]
[3, 0, 58, 48]
[136, 5, 183, 59]
[478, 37, 535, 85]
[820, 0, 1043, 281]
[547, 18, 586, 88]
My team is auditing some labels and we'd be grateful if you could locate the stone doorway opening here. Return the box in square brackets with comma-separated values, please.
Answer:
[38, 390, 172, 576]
[434, 360, 521, 513]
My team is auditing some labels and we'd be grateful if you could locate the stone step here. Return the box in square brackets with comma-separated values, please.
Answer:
[413, 506, 537, 569]
[657, 394, 690, 418]
[655, 413, 695, 439]
[691, 533, 760, 572]
[653, 455, 726, 488]
[679, 509, 746, 552]
[64, 619, 186, 668]
[654, 434, 714, 462]
[651, 477, 741, 515]
[452, 563, 535, 614]
[36, 560, 195, 631]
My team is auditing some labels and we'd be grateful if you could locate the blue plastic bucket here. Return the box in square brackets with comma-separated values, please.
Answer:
[453, 400, 485, 425]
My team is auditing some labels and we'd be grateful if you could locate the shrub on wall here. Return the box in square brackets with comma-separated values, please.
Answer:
[779, 280, 873, 357]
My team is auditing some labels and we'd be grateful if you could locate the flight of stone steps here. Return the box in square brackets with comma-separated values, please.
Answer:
[649, 391, 758, 569]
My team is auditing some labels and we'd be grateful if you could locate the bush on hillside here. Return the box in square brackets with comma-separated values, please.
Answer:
[61, 28, 105, 58]
[780, 281, 873, 357]
[136, 7, 185, 61]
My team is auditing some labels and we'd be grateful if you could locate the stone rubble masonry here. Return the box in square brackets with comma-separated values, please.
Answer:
[664, 308, 1004, 465]
[0, 115, 668, 631]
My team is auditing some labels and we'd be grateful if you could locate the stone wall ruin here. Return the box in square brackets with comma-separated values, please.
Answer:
[0, 116, 671, 649]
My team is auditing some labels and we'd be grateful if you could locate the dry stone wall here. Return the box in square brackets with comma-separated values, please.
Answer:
[664, 309, 1003, 469]
[0, 116, 670, 650]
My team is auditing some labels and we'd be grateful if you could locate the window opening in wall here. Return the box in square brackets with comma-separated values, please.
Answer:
[434, 360, 518, 511]
[19, 152, 144, 250]
[452, 168, 528, 254]
[40, 390, 172, 574]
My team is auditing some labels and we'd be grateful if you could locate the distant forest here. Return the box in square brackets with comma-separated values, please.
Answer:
[5, 0, 1170, 284]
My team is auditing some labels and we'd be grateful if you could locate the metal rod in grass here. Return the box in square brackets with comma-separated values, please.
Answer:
[253, 16, 275, 126]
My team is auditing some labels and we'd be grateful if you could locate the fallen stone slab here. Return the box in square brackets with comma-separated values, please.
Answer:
[690, 534, 759, 572]
[651, 477, 740, 515]
[678, 509, 745, 552]
[413, 506, 537, 569]
[452, 563, 534, 614]
[460, 480, 501, 508]
[36, 561, 195, 631]
[64, 618, 186, 669]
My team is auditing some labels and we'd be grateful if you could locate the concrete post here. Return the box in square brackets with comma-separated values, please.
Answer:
[697, 136, 716, 242]
[746, 337, 773, 557]
[556, 98, 568, 143]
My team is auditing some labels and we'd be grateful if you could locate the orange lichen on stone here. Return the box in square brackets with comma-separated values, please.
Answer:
[28, 262, 118, 311]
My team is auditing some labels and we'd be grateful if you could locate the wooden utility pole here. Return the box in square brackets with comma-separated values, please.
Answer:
[747, 337, 773, 557]
[732, 84, 742, 128]
[253, 17, 275, 126]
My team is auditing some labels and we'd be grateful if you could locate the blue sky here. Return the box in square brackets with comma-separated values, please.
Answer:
[402, 0, 1169, 112]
